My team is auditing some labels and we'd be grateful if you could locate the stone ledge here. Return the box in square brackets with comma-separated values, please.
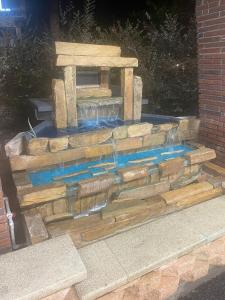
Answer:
[0, 235, 87, 300]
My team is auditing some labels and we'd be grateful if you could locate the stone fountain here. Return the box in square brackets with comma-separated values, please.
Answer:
[5, 42, 220, 245]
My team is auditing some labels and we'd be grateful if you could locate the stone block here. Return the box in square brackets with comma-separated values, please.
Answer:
[101, 200, 148, 220]
[133, 76, 143, 121]
[159, 157, 185, 177]
[112, 126, 128, 140]
[118, 181, 170, 200]
[161, 181, 214, 205]
[128, 123, 153, 137]
[26, 138, 49, 155]
[84, 144, 113, 158]
[158, 123, 175, 132]
[80, 218, 116, 242]
[53, 198, 68, 215]
[20, 183, 67, 207]
[69, 129, 112, 148]
[118, 165, 148, 182]
[49, 137, 69, 153]
[0, 235, 87, 300]
[78, 174, 115, 198]
[177, 187, 223, 208]
[178, 119, 190, 131]
[10, 148, 85, 172]
[143, 132, 166, 148]
[31, 202, 53, 219]
[115, 137, 142, 152]
[24, 213, 49, 244]
[119, 177, 149, 191]
[5, 132, 25, 157]
[185, 148, 216, 165]
[44, 213, 74, 224]
[150, 171, 160, 184]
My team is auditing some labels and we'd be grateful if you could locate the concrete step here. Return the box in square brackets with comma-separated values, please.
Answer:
[75, 196, 225, 300]
[0, 235, 87, 300]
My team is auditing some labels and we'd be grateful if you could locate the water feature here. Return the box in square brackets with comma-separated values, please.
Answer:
[29, 144, 192, 187]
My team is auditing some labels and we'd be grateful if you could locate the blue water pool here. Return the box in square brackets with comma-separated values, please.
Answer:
[29, 144, 192, 187]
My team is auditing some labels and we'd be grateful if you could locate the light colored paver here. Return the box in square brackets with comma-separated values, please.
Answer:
[104, 212, 205, 281]
[76, 241, 127, 300]
[0, 235, 87, 300]
[75, 196, 225, 300]
[178, 196, 225, 241]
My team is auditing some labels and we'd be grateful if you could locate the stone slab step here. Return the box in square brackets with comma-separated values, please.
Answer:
[76, 196, 225, 300]
[161, 181, 214, 205]
[204, 162, 225, 176]
[176, 187, 223, 208]
[0, 235, 87, 300]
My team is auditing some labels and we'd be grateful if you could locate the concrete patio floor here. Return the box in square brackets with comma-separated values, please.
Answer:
[75, 195, 225, 300]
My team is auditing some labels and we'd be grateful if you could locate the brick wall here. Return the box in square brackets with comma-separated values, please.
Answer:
[196, 0, 225, 167]
[0, 178, 11, 254]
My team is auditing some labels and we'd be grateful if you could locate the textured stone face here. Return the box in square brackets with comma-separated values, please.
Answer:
[128, 123, 153, 137]
[159, 157, 185, 177]
[115, 137, 142, 152]
[185, 148, 216, 165]
[20, 183, 67, 207]
[69, 129, 112, 148]
[84, 144, 113, 158]
[112, 126, 128, 140]
[118, 166, 148, 182]
[26, 138, 49, 155]
[133, 76, 143, 121]
[49, 137, 69, 153]
[143, 132, 166, 148]
[161, 181, 214, 205]
[118, 181, 170, 200]
[5, 132, 25, 157]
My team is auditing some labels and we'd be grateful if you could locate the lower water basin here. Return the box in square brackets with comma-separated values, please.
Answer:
[29, 144, 192, 187]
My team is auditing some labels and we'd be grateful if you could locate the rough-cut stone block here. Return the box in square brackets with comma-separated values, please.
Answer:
[24, 213, 49, 244]
[44, 213, 74, 224]
[185, 148, 216, 165]
[143, 132, 166, 148]
[118, 166, 148, 182]
[133, 76, 143, 121]
[128, 123, 153, 137]
[0, 235, 87, 300]
[102, 200, 148, 220]
[118, 181, 170, 200]
[158, 123, 175, 132]
[178, 119, 190, 131]
[5, 132, 25, 157]
[78, 174, 115, 198]
[53, 198, 68, 215]
[177, 187, 223, 208]
[112, 126, 128, 140]
[20, 183, 67, 207]
[161, 181, 214, 205]
[69, 129, 112, 148]
[26, 138, 49, 155]
[10, 148, 85, 171]
[119, 177, 149, 192]
[84, 144, 113, 158]
[49, 137, 69, 153]
[159, 157, 185, 177]
[115, 137, 142, 152]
